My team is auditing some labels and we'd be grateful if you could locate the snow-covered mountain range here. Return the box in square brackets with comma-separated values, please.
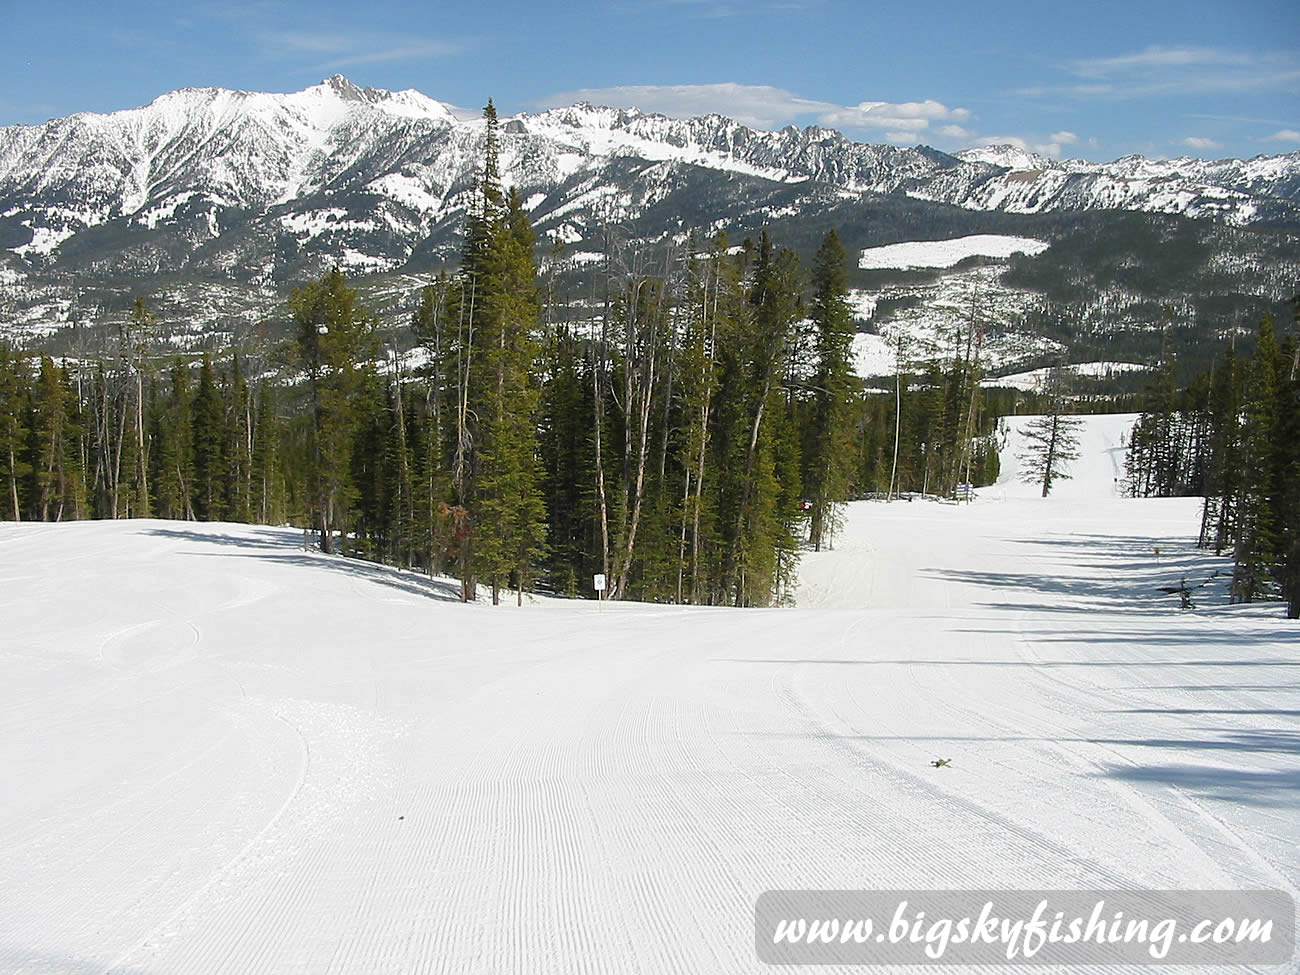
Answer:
[0, 76, 1296, 360]
[2, 75, 1297, 267]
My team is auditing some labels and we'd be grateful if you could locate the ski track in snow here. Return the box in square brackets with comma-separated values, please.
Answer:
[0, 417, 1297, 974]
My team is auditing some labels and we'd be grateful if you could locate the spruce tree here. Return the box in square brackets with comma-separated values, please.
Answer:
[474, 189, 548, 604]
[32, 357, 69, 521]
[291, 268, 377, 553]
[440, 103, 548, 602]
[250, 383, 281, 524]
[0, 344, 31, 520]
[151, 363, 188, 519]
[1279, 326, 1300, 618]
[804, 229, 855, 551]
[120, 297, 153, 517]
[1231, 316, 1285, 602]
[1017, 370, 1082, 497]
[538, 322, 592, 596]
[1198, 345, 1242, 553]
[674, 240, 722, 603]
[225, 355, 253, 524]
[443, 100, 506, 598]
[192, 353, 226, 521]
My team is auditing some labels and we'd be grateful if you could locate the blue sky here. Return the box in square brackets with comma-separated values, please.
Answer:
[2, 0, 1297, 161]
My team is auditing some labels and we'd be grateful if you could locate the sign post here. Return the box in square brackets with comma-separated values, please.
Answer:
[593, 573, 606, 606]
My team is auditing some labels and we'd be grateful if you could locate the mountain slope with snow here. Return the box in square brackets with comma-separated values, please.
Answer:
[1, 414, 1295, 972]
[2, 76, 1297, 271]
[1, 78, 1296, 367]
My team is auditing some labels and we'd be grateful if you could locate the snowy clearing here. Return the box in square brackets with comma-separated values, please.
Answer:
[858, 234, 1049, 270]
[990, 411, 1136, 501]
[986, 361, 1153, 391]
[0, 414, 1295, 974]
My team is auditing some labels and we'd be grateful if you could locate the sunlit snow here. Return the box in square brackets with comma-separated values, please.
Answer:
[2, 416, 1294, 973]
[859, 234, 1049, 270]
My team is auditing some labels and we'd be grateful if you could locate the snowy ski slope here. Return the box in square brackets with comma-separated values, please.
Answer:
[0, 414, 1296, 974]
[990, 411, 1136, 501]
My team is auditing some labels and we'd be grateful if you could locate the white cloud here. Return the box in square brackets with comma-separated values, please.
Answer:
[1049, 131, 1079, 145]
[1022, 46, 1300, 100]
[261, 30, 458, 66]
[1180, 136, 1223, 150]
[270, 31, 353, 54]
[820, 99, 970, 132]
[937, 124, 973, 139]
[535, 83, 970, 138]
[1071, 45, 1248, 77]
[323, 42, 457, 67]
[1263, 129, 1300, 143]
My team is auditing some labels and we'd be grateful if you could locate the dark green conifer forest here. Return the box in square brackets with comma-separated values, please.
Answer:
[12, 105, 1290, 612]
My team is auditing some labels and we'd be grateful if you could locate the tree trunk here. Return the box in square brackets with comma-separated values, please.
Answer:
[135, 369, 148, 513]
[7, 441, 19, 521]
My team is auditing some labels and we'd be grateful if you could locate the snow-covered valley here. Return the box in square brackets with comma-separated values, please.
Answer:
[0, 416, 1295, 973]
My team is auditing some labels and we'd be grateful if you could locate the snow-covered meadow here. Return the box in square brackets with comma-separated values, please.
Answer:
[0, 415, 1295, 974]
[857, 235, 1050, 270]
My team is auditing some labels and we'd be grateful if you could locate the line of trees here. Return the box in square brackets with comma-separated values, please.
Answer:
[0, 103, 1010, 608]
[1125, 314, 1300, 617]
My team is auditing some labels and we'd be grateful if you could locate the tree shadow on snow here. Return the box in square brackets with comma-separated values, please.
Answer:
[1134, 683, 1300, 692]
[949, 623, 1300, 648]
[721, 657, 1300, 669]
[740, 727, 1300, 808]
[922, 531, 1236, 615]
[1108, 708, 1300, 717]
[0, 949, 154, 974]
[142, 527, 463, 603]
[1096, 761, 1300, 808]
[143, 524, 310, 550]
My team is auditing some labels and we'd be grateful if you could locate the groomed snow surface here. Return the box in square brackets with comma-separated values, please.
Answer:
[2, 415, 1296, 974]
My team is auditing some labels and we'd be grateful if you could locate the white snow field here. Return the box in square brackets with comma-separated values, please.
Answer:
[858, 235, 1049, 270]
[2, 415, 1297, 974]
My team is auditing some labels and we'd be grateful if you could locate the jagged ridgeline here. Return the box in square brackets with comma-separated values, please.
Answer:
[1, 76, 1298, 376]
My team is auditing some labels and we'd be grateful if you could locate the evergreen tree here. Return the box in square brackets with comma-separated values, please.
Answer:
[153, 362, 194, 520]
[409, 278, 453, 575]
[191, 353, 226, 521]
[538, 322, 592, 596]
[1231, 316, 1285, 603]
[804, 229, 855, 550]
[1017, 370, 1082, 497]
[1199, 345, 1242, 553]
[443, 100, 506, 598]
[32, 357, 69, 521]
[291, 268, 377, 553]
[225, 355, 254, 524]
[250, 383, 282, 525]
[120, 297, 153, 517]
[442, 103, 548, 602]
[0, 344, 32, 520]
[474, 189, 548, 604]
[673, 238, 723, 603]
[1280, 322, 1300, 618]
